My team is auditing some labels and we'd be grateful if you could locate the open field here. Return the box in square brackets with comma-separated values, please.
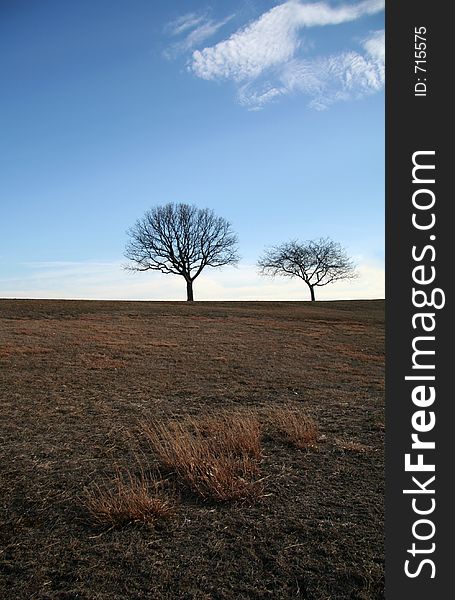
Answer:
[0, 299, 384, 599]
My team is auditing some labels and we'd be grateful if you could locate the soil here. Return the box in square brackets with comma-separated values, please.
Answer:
[0, 299, 384, 599]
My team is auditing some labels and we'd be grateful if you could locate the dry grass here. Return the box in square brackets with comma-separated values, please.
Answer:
[335, 439, 372, 453]
[267, 405, 319, 449]
[197, 410, 262, 460]
[1, 299, 384, 599]
[83, 469, 174, 527]
[141, 412, 263, 502]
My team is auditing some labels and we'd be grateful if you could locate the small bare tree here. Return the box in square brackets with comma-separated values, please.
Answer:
[124, 203, 239, 301]
[258, 237, 357, 301]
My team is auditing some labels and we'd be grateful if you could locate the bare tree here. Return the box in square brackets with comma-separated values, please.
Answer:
[124, 203, 239, 301]
[258, 237, 357, 301]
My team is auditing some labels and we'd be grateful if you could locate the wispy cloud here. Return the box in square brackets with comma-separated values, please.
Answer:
[166, 13, 208, 37]
[164, 11, 235, 58]
[174, 0, 384, 110]
[275, 29, 385, 111]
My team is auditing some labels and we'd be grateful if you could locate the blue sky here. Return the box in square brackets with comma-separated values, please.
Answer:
[0, 0, 384, 300]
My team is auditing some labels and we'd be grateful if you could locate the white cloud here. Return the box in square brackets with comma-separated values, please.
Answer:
[191, 3, 299, 81]
[182, 0, 384, 109]
[237, 83, 285, 110]
[191, 0, 383, 81]
[278, 29, 384, 110]
[363, 27, 385, 59]
[0, 260, 384, 301]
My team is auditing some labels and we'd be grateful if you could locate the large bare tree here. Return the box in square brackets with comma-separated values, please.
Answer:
[125, 203, 239, 301]
[258, 237, 357, 301]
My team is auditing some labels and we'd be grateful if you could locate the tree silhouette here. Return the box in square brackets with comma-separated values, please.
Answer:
[258, 237, 357, 301]
[125, 203, 239, 301]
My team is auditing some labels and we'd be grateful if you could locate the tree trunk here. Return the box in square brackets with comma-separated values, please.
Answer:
[309, 285, 315, 302]
[186, 280, 194, 302]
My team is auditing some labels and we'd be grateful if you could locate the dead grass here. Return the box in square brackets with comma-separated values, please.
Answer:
[83, 469, 174, 527]
[0, 299, 384, 600]
[267, 405, 319, 449]
[198, 410, 262, 460]
[141, 412, 263, 502]
[335, 439, 372, 453]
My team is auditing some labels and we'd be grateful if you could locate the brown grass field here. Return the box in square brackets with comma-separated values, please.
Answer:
[0, 299, 384, 599]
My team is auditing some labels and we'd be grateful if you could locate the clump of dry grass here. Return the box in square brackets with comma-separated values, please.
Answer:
[267, 405, 319, 449]
[198, 411, 262, 460]
[83, 469, 174, 527]
[141, 411, 263, 502]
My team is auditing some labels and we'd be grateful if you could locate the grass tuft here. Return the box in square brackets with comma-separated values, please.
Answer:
[83, 469, 174, 527]
[267, 405, 319, 449]
[198, 410, 262, 460]
[141, 411, 263, 502]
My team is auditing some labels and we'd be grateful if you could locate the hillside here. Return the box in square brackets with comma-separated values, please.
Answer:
[0, 299, 384, 599]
